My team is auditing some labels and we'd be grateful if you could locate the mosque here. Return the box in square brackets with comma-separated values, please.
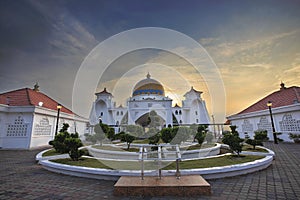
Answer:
[89, 73, 210, 130]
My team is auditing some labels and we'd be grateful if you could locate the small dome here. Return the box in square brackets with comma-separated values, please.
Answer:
[132, 73, 165, 96]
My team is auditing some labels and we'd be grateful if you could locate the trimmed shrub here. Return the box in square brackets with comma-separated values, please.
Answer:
[222, 125, 244, 156]
[49, 123, 83, 161]
[246, 130, 269, 150]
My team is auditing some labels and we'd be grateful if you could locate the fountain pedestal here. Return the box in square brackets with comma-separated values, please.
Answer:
[114, 175, 211, 197]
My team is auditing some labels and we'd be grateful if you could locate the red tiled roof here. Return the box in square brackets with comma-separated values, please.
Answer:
[237, 85, 300, 115]
[0, 88, 73, 114]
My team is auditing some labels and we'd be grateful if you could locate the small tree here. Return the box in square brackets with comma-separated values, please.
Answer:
[49, 123, 71, 153]
[246, 130, 269, 150]
[115, 132, 136, 150]
[161, 127, 175, 144]
[65, 133, 84, 161]
[194, 125, 208, 146]
[49, 123, 83, 161]
[148, 129, 161, 151]
[222, 125, 243, 156]
[100, 123, 115, 141]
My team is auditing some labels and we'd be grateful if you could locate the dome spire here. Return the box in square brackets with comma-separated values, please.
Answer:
[146, 72, 151, 79]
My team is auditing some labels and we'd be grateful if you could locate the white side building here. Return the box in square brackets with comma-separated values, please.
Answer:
[227, 83, 300, 142]
[0, 84, 89, 149]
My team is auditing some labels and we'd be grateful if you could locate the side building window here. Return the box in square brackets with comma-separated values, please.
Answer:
[242, 119, 253, 133]
[257, 116, 272, 132]
[279, 114, 300, 132]
[7, 116, 29, 137]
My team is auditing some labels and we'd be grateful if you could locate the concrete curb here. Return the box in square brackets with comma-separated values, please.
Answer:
[37, 146, 275, 180]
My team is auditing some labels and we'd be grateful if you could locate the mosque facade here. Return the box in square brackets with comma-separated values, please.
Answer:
[89, 73, 210, 130]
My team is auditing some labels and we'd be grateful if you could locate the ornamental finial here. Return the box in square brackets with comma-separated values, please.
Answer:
[33, 82, 40, 92]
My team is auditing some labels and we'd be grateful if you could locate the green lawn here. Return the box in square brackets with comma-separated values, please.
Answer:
[52, 154, 265, 170]
[132, 139, 150, 144]
[53, 157, 113, 169]
[242, 144, 269, 153]
[163, 154, 265, 170]
[91, 145, 140, 152]
[186, 143, 216, 150]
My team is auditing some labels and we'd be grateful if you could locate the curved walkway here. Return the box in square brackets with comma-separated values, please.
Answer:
[1, 142, 300, 200]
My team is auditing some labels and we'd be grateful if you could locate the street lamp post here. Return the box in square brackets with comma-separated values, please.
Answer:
[267, 101, 278, 144]
[212, 115, 216, 138]
[55, 104, 62, 136]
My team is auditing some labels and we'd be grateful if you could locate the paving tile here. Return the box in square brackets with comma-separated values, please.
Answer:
[1, 142, 300, 199]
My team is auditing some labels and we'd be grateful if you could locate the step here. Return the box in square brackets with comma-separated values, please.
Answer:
[114, 175, 211, 197]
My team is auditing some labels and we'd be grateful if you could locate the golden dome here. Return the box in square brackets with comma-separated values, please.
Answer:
[132, 73, 165, 96]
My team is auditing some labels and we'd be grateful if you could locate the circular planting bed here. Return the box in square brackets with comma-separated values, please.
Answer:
[36, 143, 275, 180]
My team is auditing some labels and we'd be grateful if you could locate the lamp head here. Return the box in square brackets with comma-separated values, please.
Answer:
[267, 101, 272, 107]
[57, 104, 62, 109]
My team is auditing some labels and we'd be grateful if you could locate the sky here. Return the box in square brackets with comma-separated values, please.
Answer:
[1, 0, 300, 122]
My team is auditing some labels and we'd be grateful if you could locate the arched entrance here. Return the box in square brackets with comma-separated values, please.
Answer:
[135, 111, 165, 128]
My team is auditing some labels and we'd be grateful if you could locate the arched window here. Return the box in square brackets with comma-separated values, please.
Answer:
[196, 119, 199, 123]
[179, 120, 182, 124]
[175, 110, 178, 115]
[117, 111, 119, 116]
[100, 112, 103, 116]
[195, 111, 198, 115]
[121, 111, 123, 115]
[116, 121, 119, 125]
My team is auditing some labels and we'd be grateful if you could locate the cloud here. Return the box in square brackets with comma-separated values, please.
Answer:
[28, 0, 98, 56]
[0, 1, 101, 109]
[283, 53, 300, 84]
[240, 63, 273, 70]
[199, 29, 300, 115]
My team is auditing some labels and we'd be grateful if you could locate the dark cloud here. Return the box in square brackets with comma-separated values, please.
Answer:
[0, 0, 299, 114]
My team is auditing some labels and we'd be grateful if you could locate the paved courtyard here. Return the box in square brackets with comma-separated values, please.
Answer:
[1, 142, 300, 200]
